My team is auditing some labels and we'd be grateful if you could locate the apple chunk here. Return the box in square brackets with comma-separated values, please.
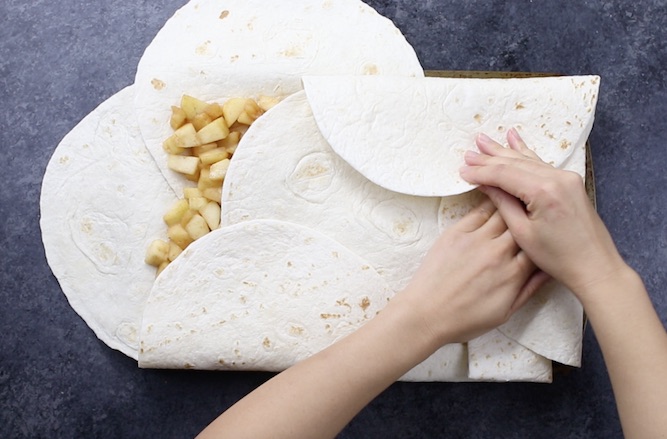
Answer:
[181, 94, 209, 120]
[197, 117, 229, 144]
[185, 214, 210, 241]
[163, 199, 190, 226]
[168, 224, 193, 249]
[145, 239, 169, 267]
[209, 158, 231, 181]
[167, 155, 200, 176]
[199, 201, 221, 230]
[222, 98, 249, 127]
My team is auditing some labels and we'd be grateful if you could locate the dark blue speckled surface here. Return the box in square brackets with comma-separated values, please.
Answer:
[1, 1, 665, 437]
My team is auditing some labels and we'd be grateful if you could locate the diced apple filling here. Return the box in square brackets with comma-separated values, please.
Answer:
[147, 94, 280, 275]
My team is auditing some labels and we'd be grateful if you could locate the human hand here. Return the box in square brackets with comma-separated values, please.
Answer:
[459, 128, 626, 300]
[391, 196, 548, 347]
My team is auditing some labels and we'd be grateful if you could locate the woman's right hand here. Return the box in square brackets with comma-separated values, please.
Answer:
[459, 128, 628, 301]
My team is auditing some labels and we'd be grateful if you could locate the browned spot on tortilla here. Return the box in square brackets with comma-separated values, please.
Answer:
[195, 40, 211, 55]
[263, 337, 271, 348]
[290, 325, 304, 335]
[219, 10, 230, 19]
[560, 139, 571, 150]
[363, 64, 379, 75]
[473, 114, 482, 123]
[59, 156, 70, 165]
[287, 261, 293, 267]
[361, 265, 370, 271]
[81, 219, 93, 234]
[336, 299, 351, 311]
[320, 313, 342, 319]
[184, 363, 194, 369]
[151, 78, 166, 90]
[515, 102, 525, 110]
[497, 125, 504, 131]
[281, 46, 303, 58]
[218, 359, 226, 365]
[230, 55, 239, 63]
[360, 297, 371, 311]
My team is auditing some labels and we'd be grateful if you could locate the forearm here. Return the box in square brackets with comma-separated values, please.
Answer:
[197, 301, 438, 439]
[580, 266, 667, 438]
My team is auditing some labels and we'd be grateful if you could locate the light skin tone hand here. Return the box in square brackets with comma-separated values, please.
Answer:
[197, 197, 546, 439]
[461, 128, 667, 439]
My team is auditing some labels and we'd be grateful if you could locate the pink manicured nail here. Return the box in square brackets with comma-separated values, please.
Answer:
[477, 133, 493, 145]
[464, 150, 480, 160]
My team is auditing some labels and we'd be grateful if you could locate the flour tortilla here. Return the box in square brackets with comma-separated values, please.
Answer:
[468, 329, 553, 383]
[40, 86, 178, 359]
[303, 75, 599, 196]
[139, 219, 393, 370]
[222, 91, 442, 293]
[134, 0, 424, 195]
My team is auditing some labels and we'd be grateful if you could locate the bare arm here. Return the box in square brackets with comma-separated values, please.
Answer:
[197, 197, 546, 439]
[461, 129, 667, 438]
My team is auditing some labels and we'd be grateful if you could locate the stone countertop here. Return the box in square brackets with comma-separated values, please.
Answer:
[1, 1, 665, 437]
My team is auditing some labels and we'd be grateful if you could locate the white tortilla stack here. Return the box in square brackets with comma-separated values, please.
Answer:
[221, 91, 442, 293]
[40, 0, 599, 383]
[134, 0, 424, 195]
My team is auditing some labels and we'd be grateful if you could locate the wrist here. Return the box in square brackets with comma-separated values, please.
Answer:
[378, 293, 452, 360]
[575, 263, 642, 310]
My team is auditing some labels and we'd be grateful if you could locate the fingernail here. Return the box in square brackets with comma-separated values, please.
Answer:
[477, 133, 493, 146]
[464, 150, 480, 160]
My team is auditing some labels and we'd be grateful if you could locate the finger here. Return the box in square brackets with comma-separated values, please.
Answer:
[477, 209, 509, 238]
[460, 159, 542, 205]
[509, 270, 551, 314]
[477, 186, 530, 236]
[494, 228, 520, 255]
[507, 128, 542, 161]
[476, 133, 520, 159]
[454, 195, 497, 233]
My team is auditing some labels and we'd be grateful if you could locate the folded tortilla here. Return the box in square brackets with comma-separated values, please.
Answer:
[139, 219, 395, 370]
[134, 0, 424, 195]
[40, 86, 178, 359]
[302, 75, 599, 196]
[468, 330, 553, 383]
